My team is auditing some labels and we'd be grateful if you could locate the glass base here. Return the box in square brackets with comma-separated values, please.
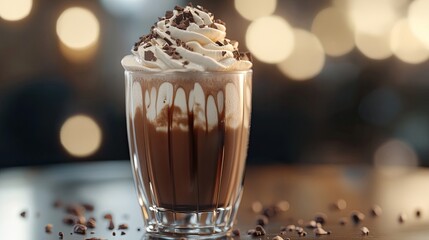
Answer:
[144, 206, 234, 238]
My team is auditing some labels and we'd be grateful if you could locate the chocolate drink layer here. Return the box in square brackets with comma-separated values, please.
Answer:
[128, 71, 251, 211]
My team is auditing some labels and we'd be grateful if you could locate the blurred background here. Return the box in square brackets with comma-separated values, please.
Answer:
[1, 0, 429, 168]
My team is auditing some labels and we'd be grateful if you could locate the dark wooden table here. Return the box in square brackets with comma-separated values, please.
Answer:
[1, 161, 428, 239]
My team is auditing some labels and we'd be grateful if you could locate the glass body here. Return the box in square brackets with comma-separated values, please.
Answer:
[125, 70, 252, 237]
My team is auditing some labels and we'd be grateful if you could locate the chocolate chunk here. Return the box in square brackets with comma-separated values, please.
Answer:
[215, 19, 226, 26]
[63, 216, 75, 225]
[112, 232, 116, 236]
[45, 224, 53, 233]
[240, 52, 252, 62]
[108, 220, 115, 230]
[351, 211, 365, 224]
[233, 51, 240, 60]
[20, 211, 26, 218]
[315, 212, 327, 224]
[172, 53, 181, 60]
[144, 50, 157, 61]
[165, 10, 174, 19]
[59, 232, 64, 239]
[183, 61, 189, 65]
[416, 209, 422, 218]
[399, 213, 407, 223]
[256, 215, 269, 226]
[339, 217, 348, 225]
[232, 229, 240, 236]
[187, 2, 193, 7]
[255, 225, 266, 235]
[82, 203, 94, 212]
[174, 5, 184, 11]
[103, 213, 112, 220]
[370, 205, 382, 217]
[164, 37, 173, 46]
[66, 204, 85, 216]
[251, 201, 263, 213]
[224, 39, 228, 45]
[199, 24, 205, 28]
[222, 51, 227, 57]
[86, 218, 96, 228]
[137, 228, 141, 231]
[118, 223, 128, 230]
[209, 23, 218, 29]
[361, 226, 369, 235]
[216, 41, 223, 46]
[121, 231, 126, 235]
[90, 231, 95, 234]
[166, 31, 171, 35]
[73, 224, 87, 235]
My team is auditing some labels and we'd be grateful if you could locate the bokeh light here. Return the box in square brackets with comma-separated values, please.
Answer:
[390, 19, 429, 64]
[56, 7, 100, 49]
[345, 0, 399, 36]
[60, 115, 102, 157]
[0, 0, 32, 21]
[234, 0, 277, 21]
[311, 7, 354, 57]
[408, 0, 429, 49]
[245, 15, 294, 64]
[374, 139, 418, 172]
[355, 30, 393, 60]
[277, 29, 325, 81]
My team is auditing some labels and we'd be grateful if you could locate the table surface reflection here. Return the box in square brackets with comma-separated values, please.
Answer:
[1, 161, 428, 240]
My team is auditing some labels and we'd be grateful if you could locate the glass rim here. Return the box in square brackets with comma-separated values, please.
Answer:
[125, 69, 253, 75]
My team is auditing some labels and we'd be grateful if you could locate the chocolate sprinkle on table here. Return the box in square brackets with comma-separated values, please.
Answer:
[59, 232, 64, 239]
[121, 231, 126, 235]
[118, 223, 128, 230]
[73, 224, 87, 235]
[45, 224, 53, 233]
[103, 213, 112, 220]
[108, 220, 115, 230]
[20, 211, 26, 218]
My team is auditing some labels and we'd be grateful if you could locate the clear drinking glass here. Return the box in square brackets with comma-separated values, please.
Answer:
[125, 70, 252, 238]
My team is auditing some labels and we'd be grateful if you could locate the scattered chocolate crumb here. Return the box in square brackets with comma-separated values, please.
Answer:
[108, 220, 115, 230]
[112, 231, 116, 236]
[232, 229, 240, 236]
[20, 211, 26, 218]
[45, 224, 53, 233]
[66, 204, 85, 216]
[63, 216, 75, 225]
[59, 232, 64, 239]
[221, 51, 227, 57]
[272, 236, 284, 240]
[361, 226, 369, 235]
[209, 23, 218, 29]
[86, 217, 96, 228]
[351, 211, 365, 224]
[137, 228, 141, 231]
[256, 215, 269, 226]
[315, 212, 327, 224]
[314, 227, 330, 235]
[174, 5, 184, 11]
[82, 203, 94, 212]
[73, 224, 87, 235]
[255, 225, 266, 235]
[251, 201, 263, 213]
[90, 231, 95, 234]
[416, 209, 422, 218]
[183, 60, 189, 65]
[118, 223, 128, 230]
[399, 213, 407, 223]
[165, 10, 174, 19]
[103, 213, 112, 220]
[332, 199, 347, 211]
[339, 217, 348, 225]
[166, 31, 171, 35]
[121, 231, 126, 235]
[370, 205, 382, 217]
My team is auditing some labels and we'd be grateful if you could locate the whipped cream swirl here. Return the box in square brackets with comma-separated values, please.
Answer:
[122, 4, 252, 72]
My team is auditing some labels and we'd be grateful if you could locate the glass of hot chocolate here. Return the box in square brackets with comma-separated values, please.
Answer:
[122, 3, 252, 238]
